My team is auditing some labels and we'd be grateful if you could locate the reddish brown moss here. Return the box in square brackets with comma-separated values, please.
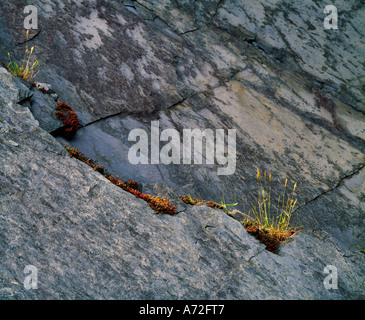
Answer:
[125, 179, 139, 190]
[66, 146, 104, 172]
[179, 195, 225, 211]
[206, 201, 225, 210]
[242, 221, 296, 253]
[55, 102, 79, 139]
[179, 195, 200, 205]
[65, 146, 177, 215]
[106, 175, 177, 215]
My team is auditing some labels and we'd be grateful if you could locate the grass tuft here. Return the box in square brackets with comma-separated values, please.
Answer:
[242, 169, 301, 253]
[3, 30, 39, 81]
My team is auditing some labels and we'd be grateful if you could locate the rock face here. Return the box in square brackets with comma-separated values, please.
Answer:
[0, 1, 364, 299]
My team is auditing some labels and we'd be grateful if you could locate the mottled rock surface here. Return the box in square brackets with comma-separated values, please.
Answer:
[0, 0, 364, 299]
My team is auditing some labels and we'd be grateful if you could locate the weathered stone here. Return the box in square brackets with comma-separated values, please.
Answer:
[29, 88, 64, 133]
[0, 68, 33, 106]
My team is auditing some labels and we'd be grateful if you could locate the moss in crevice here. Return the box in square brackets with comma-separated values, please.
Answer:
[242, 220, 296, 254]
[65, 146, 177, 215]
[55, 102, 79, 139]
[179, 195, 226, 211]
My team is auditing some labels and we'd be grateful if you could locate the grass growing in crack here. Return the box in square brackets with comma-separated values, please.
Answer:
[4, 30, 39, 81]
[242, 169, 301, 253]
[219, 197, 238, 213]
[356, 240, 365, 255]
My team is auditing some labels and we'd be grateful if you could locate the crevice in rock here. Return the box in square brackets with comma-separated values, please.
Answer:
[78, 106, 162, 129]
[166, 91, 204, 110]
[78, 91, 207, 128]
[130, 0, 173, 31]
[205, 224, 216, 230]
[126, 0, 158, 21]
[179, 27, 200, 35]
[293, 164, 365, 214]
[79, 110, 127, 128]
[247, 248, 266, 263]
[166, 80, 230, 110]
[133, 0, 154, 14]
[243, 36, 257, 45]
[14, 29, 42, 47]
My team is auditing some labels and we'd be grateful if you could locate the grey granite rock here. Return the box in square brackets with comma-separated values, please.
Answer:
[29, 87, 64, 133]
[0, 68, 33, 106]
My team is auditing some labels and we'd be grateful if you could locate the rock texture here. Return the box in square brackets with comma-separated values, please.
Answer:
[0, 0, 364, 299]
